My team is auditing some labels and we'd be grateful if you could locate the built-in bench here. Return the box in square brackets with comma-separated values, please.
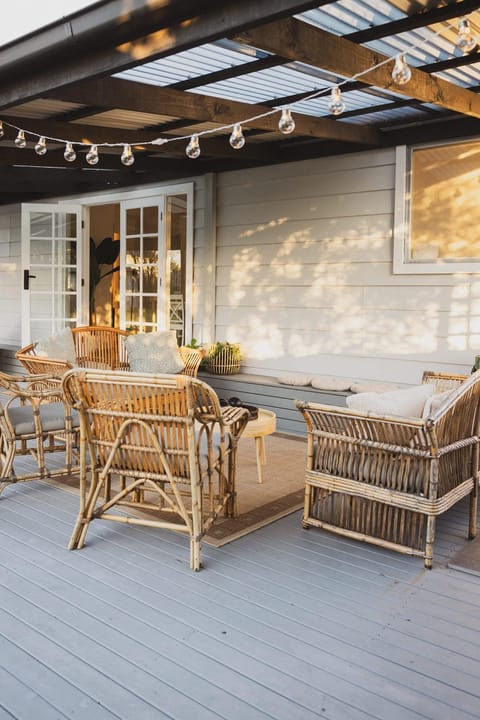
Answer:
[0, 344, 22, 374]
[198, 371, 350, 436]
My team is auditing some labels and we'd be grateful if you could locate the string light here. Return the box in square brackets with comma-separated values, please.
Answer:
[121, 144, 135, 166]
[392, 54, 412, 85]
[34, 136, 47, 155]
[86, 144, 99, 165]
[328, 86, 346, 115]
[0, 12, 475, 165]
[229, 124, 245, 149]
[64, 142, 76, 162]
[14, 129, 26, 148]
[186, 134, 201, 159]
[278, 108, 295, 134]
[456, 18, 477, 53]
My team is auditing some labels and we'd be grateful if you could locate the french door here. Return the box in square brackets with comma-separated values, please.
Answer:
[119, 192, 191, 340]
[21, 204, 82, 345]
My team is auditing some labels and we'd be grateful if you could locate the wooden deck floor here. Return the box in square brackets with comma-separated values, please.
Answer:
[0, 473, 479, 720]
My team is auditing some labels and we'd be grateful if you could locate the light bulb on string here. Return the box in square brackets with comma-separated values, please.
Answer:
[456, 18, 477, 54]
[15, 129, 26, 148]
[328, 86, 346, 116]
[0, 121, 4, 139]
[278, 108, 295, 134]
[34, 136, 47, 155]
[64, 142, 76, 162]
[121, 144, 135, 166]
[86, 144, 99, 165]
[186, 134, 200, 159]
[392, 54, 412, 85]
[229, 124, 245, 150]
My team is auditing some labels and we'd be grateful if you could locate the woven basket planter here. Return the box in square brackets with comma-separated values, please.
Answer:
[204, 343, 241, 375]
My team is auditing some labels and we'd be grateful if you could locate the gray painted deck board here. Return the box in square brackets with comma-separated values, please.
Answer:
[0, 478, 479, 720]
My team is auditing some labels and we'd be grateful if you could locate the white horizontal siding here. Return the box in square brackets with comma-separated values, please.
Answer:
[216, 149, 480, 383]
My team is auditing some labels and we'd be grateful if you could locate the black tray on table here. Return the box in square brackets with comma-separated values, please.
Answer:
[219, 397, 259, 420]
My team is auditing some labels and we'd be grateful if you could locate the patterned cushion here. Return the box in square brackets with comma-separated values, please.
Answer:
[36, 327, 76, 365]
[124, 331, 185, 374]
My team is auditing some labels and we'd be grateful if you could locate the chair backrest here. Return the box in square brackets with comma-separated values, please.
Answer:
[18, 327, 203, 378]
[421, 370, 469, 393]
[62, 369, 220, 479]
[72, 326, 129, 369]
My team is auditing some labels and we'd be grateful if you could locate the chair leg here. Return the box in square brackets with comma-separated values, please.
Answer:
[424, 515, 436, 569]
[468, 478, 478, 540]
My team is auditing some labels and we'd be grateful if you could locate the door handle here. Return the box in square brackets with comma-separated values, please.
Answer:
[23, 269, 36, 290]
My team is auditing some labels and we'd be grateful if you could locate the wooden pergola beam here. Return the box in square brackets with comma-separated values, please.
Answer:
[49, 77, 381, 146]
[234, 17, 480, 119]
[0, 0, 329, 110]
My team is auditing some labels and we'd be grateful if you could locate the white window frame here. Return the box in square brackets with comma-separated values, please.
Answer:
[393, 142, 480, 274]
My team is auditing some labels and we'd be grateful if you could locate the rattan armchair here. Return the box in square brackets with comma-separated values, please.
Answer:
[0, 371, 79, 494]
[62, 369, 249, 570]
[296, 370, 480, 568]
[16, 326, 204, 378]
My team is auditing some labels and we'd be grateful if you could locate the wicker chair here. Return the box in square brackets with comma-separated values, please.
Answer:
[0, 371, 79, 494]
[295, 371, 480, 569]
[16, 326, 204, 378]
[62, 369, 249, 570]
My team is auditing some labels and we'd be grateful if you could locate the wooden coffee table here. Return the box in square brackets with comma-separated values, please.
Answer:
[241, 408, 276, 483]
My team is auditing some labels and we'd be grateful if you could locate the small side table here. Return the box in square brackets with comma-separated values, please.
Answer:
[241, 409, 276, 483]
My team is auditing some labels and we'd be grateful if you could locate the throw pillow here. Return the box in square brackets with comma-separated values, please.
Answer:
[422, 389, 456, 418]
[36, 327, 77, 366]
[311, 375, 353, 391]
[277, 373, 313, 386]
[124, 330, 185, 374]
[346, 383, 435, 418]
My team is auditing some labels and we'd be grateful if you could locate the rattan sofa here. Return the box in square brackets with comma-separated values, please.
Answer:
[296, 370, 480, 568]
[16, 326, 203, 378]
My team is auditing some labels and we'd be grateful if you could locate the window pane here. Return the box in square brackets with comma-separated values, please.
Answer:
[126, 237, 140, 263]
[143, 266, 157, 293]
[126, 208, 141, 235]
[55, 212, 77, 238]
[143, 236, 158, 263]
[30, 212, 53, 238]
[410, 141, 480, 261]
[143, 206, 158, 234]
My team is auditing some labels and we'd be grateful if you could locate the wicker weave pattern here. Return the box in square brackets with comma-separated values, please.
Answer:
[62, 369, 249, 570]
[296, 371, 480, 568]
[0, 371, 79, 492]
[16, 326, 204, 378]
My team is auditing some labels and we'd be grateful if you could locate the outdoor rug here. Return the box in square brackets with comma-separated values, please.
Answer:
[35, 433, 307, 547]
[448, 535, 480, 577]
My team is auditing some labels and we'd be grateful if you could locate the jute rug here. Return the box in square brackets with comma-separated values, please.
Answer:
[35, 433, 307, 547]
[204, 433, 306, 546]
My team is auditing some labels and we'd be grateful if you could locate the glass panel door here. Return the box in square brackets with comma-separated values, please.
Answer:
[120, 200, 165, 333]
[21, 203, 82, 345]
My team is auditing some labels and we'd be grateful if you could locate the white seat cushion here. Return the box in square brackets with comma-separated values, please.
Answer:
[311, 375, 353, 391]
[277, 373, 312, 386]
[350, 381, 401, 393]
[346, 384, 435, 418]
[124, 331, 185, 374]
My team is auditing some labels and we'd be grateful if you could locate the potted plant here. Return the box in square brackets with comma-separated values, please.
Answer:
[204, 341, 242, 375]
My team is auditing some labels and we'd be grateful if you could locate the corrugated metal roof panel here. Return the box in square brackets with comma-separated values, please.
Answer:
[73, 110, 175, 129]
[2, 99, 83, 118]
